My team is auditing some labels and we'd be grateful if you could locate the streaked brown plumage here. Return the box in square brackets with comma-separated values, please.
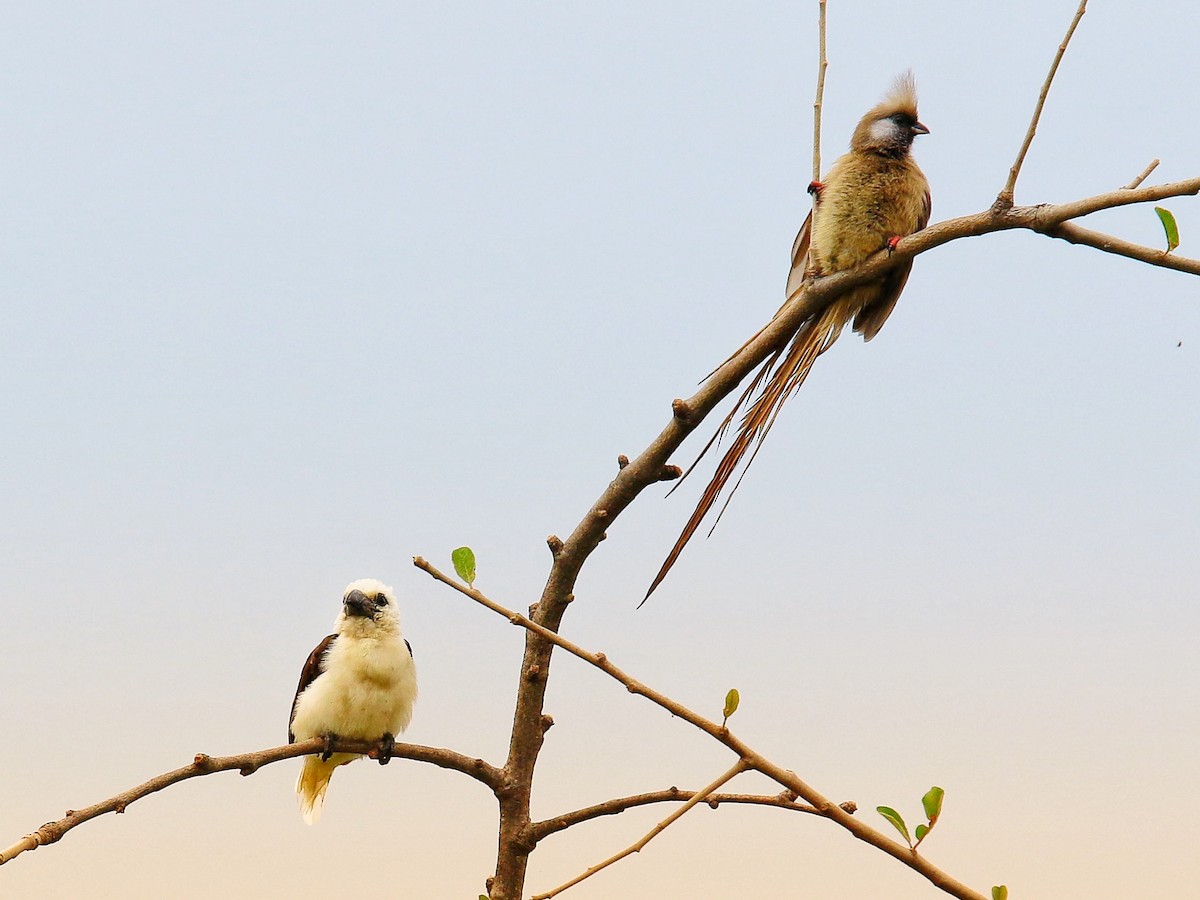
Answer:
[646, 73, 931, 601]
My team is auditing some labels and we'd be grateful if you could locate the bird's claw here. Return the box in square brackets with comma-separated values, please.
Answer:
[885, 235, 902, 254]
[376, 732, 395, 766]
[320, 733, 336, 762]
[807, 180, 824, 199]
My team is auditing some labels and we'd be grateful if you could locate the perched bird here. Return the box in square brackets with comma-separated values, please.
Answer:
[288, 578, 418, 824]
[646, 73, 931, 600]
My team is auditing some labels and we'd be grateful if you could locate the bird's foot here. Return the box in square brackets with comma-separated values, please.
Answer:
[376, 732, 395, 766]
[807, 180, 824, 199]
[320, 733, 337, 762]
[885, 235, 902, 255]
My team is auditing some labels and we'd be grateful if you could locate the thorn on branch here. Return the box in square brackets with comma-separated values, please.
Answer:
[617, 454, 630, 469]
[114, 801, 127, 814]
[657, 465, 682, 482]
[546, 535, 563, 555]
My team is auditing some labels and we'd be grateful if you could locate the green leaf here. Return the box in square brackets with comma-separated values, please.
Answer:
[722, 688, 740, 722]
[1155, 206, 1180, 253]
[922, 785, 945, 824]
[915, 823, 929, 842]
[992, 887, 1008, 900]
[452, 546, 477, 587]
[876, 806, 912, 846]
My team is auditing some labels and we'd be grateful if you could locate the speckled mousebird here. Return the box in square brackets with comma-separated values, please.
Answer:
[646, 73, 931, 601]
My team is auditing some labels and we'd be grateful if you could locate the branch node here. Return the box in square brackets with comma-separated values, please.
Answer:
[671, 398, 691, 420]
[546, 534, 563, 555]
[525, 664, 543, 683]
[193, 753, 213, 770]
[839, 800, 858, 814]
[540, 715, 555, 733]
[617, 454, 630, 469]
[114, 801, 127, 814]
[595, 508, 608, 519]
[562, 593, 575, 605]
[657, 465, 682, 482]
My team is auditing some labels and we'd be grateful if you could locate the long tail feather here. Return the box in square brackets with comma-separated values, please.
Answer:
[644, 300, 853, 602]
[296, 756, 340, 825]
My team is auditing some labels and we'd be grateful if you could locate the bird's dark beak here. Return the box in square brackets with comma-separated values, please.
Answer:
[912, 121, 930, 136]
[343, 589, 375, 618]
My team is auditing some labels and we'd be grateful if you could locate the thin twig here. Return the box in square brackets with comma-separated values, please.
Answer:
[530, 761, 749, 899]
[0, 739, 501, 867]
[530, 789, 831, 842]
[995, 0, 1088, 209]
[1124, 158, 1161, 190]
[414, 558, 988, 900]
[812, 0, 828, 182]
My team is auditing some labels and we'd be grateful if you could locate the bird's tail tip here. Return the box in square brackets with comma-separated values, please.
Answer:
[296, 757, 336, 825]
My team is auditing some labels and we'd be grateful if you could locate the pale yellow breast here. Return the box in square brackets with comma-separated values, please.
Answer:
[811, 151, 928, 274]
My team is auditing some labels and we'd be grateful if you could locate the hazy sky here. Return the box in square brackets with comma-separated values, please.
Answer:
[4, 2, 1198, 898]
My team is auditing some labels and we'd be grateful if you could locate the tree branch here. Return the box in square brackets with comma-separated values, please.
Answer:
[1045, 220, 1200, 274]
[812, 0, 828, 182]
[530, 788, 833, 842]
[0, 738, 502, 867]
[1123, 159, 1160, 191]
[414, 558, 988, 900]
[995, 0, 1088, 209]
[531, 761, 749, 899]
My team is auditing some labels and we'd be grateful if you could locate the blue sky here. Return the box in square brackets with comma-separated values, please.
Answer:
[3, 2, 1198, 897]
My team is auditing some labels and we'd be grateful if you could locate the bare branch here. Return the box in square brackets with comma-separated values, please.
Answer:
[995, 0, 1088, 209]
[531, 788, 830, 842]
[812, 0, 828, 182]
[530, 761, 749, 899]
[0, 738, 501, 867]
[1124, 159, 1161, 190]
[414, 558, 988, 900]
[1045, 220, 1200, 274]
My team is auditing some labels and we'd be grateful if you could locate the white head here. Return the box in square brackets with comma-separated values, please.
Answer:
[334, 578, 402, 637]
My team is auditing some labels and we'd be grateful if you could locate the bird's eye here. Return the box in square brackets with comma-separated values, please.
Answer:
[375, 594, 388, 605]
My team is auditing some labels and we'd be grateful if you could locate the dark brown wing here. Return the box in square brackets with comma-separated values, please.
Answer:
[288, 633, 336, 743]
[852, 185, 931, 340]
